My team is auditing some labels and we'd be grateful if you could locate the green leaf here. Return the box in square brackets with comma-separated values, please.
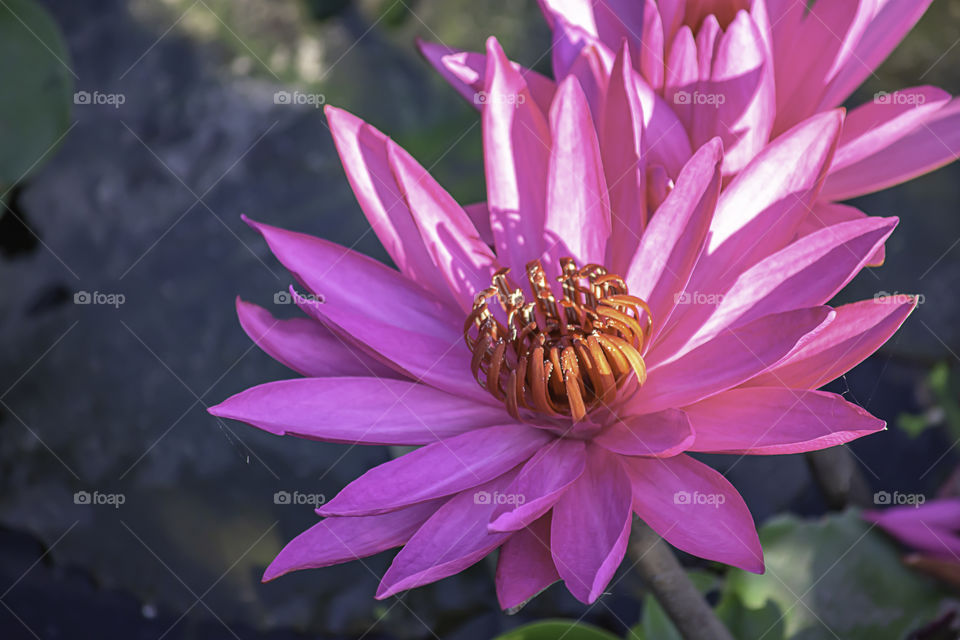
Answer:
[896, 362, 960, 440]
[494, 620, 620, 640]
[724, 510, 946, 640]
[0, 0, 73, 186]
[896, 411, 932, 438]
[715, 592, 786, 640]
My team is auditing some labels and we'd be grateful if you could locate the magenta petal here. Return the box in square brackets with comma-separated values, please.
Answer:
[564, 43, 611, 117]
[793, 203, 885, 267]
[686, 216, 898, 351]
[319, 424, 550, 516]
[235, 298, 398, 379]
[626, 138, 722, 340]
[748, 297, 917, 389]
[639, 0, 664, 90]
[325, 106, 448, 302]
[602, 42, 647, 267]
[539, 0, 645, 54]
[386, 139, 498, 313]
[655, 111, 844, 357]
[548, 11, 614, 83]
[482, 37, 552, 277]
[636, 307, 834, 415]
[243, 218, 487, 402]
[594, 409, 693, 458]
[544, 76, 611, 267]
[819, 1, 935, 109]
[624, 454, 763, 573]
[822, 97, 960, 200]
[551, 446, 632, 604]
[416, 39, 555, 118]
[704, 110, 844, 279]
[463, 202, 494, 245]
[829, 86, 951, 174]
[864, 498, 960, 559]
[263, 500, 441, 580]
[376, 471, 519, 598]
[696, 10, 775, 175]
[208, 377, 507, 445]
[243, 217, 457, 335]
[664, 26, 698, 127]
[634, 73, 693, 178]
[495, 516, 560, 610]
[771, 2, 858, 134]
[685, 387, 884, 454]
[489, 439, 586, 533]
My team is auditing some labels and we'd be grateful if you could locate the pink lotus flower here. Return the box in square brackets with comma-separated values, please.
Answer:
[420, 0, 960, 202]
[211, 38, 914, 606]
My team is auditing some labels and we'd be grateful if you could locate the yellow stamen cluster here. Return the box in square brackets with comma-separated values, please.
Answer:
[465, 258, 652, 422]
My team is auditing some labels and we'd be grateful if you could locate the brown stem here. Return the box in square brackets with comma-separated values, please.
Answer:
[629, 520, 734, 640]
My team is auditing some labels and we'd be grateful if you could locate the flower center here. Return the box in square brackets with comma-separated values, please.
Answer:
[465, 258, 652, 423]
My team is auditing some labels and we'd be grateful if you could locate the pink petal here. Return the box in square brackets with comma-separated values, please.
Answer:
[634, 73, 694, 178]
[684, 216, 897, 352]
[700, 10, 775, 175]
[594, 409, 694, 457]
[635, 307, 834, 415]
[864, 498, 960, 559]
[319, 424, 550, 516]
[624, 454, 763, 573]
[489, 439, 586, 533]
[549, 14, 607, 83]
[538, 0, 644, 54]
[747, 297, 917, 389]
[639, 0, 665, 90]
[551, 445, 632, 603]
[705, 110, 844, 277]
[482, 37, 552, 276]
[243, 218, 486, 401]
[822, 97, 960, 200]
[263, 500, 441, 580]
[566, 43, 611, 117]
[376, 470, 520, 598]
[663, 26, 698, 127]
[602, 42, 647, 267]
[793, 203, 885, 267]
[771, 2, 859, 134]
[496, 516, 560, 610]
[829, 86, 951, 174]
[235, 298, 399, 379]
[656, 0, 685, 45]
[655, 111, 843, 358]
[462, 202, 494, 245]
[325, 106, 448, 302]
[416, 39, 555, 116]
[685, 387, 884, 454]
[819, 1, 935, 109]
[694, 15, 721, 80]
[208, 377, 508, 445]
[870, 498, 960, 530]
[625, 138, 722, 341]
[386, 139, 498, 313]
[543, 76, 611, 267]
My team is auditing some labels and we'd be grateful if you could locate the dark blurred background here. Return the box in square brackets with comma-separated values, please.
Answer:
[1, 0, 959, 638]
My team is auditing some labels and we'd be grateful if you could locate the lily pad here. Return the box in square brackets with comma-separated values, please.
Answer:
[0, 0, 73, 187]
[725, 511, 947, 640]
[494, 619, 621, 640]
